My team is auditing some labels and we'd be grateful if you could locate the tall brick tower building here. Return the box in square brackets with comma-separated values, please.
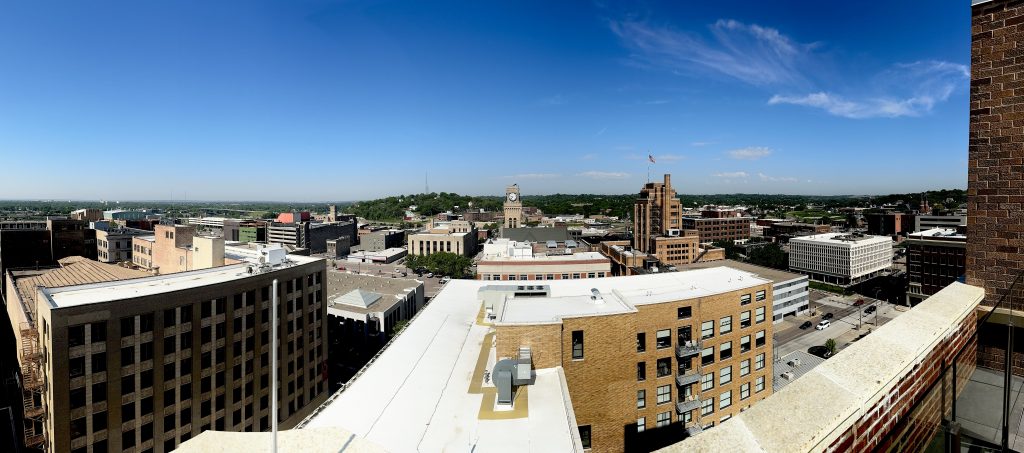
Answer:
[633, 174, 683, 253]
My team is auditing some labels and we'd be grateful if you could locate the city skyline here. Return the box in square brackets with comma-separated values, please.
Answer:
[0, 1, 969, 201]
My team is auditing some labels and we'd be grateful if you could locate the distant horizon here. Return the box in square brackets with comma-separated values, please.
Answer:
[0, 187, 967, 206]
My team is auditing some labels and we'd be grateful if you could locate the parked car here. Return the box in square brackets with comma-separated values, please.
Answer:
[853, 299, 865, 307]
[822, 313, 834, 320]
[440, 276, 451, 284]
[799, 321, 813, 330]
[865, 305, 877, 314]
[816, 320, 831, 330]
[426, 272, 434, 278]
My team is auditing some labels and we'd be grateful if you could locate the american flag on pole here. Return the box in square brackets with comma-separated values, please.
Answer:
[648, 154, 656, 163]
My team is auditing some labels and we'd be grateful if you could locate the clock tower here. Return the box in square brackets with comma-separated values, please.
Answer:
[503, 184, 523, 229]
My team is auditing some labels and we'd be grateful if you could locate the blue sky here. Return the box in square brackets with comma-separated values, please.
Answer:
[0, 1, 970, 201]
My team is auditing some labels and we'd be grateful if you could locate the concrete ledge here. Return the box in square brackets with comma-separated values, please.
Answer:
[661, 282, 984, 453]
[177, 427, 386, 453]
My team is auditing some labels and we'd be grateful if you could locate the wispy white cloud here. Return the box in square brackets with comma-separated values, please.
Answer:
[769, 61, 968, 118]
[610, 19, 810, 87]
[713, 171, 749, 178]
[578, 171, 631, 180]
[758, 172, 798, 182]
[581, 153, 598, 160]
[503, 173, 561, 180]
[728, 146, 772, 160]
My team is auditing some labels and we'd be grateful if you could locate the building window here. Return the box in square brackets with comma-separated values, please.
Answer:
[121, 317, 135, 336]
[740, 294, 751, 305]
[755, 330, 766, 348]
[755, 353, 765, 370]
[656, 411, 671, 428]
[740, 382, 750, 400]
[637, 362, 646, 381]
[720, 366, 732, 385]
[701, 347, 714, 366]
[69, 325, 86, 347]
[571, 331, 584, 360]
[701, 372, 714, 391]
[720, 390, 732, 409]
[579, 425, 591, 449]
[656, 357, 671, 377]
[755, 376, 765, 392]
[719, 341, 732, 361]
[656, 329, 671, 349]
[756, 290, 766, 301]
[677, 306, 692, 319]
[740, 336, 751, 353]
[740, 359, 750, 377]
[637, 390, 646, 409]
[637, 417, 646, 433]
[755, 307, 766, 324]
[701, 398, 713, 416]
[636, 333, 646, 352]
[701, 320, 714, 340]
[720, 316, 732, 335]
[572, 273, 580, 279]
[657, 384, 671, 404]
[740, 311, 751, 328]
[91, 321, 107, 342]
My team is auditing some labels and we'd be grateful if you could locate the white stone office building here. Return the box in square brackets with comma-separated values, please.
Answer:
[788, 233, 893, 286]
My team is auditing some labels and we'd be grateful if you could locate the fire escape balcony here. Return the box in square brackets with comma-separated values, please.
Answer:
[676, 396, 703, 414]
[677, 341, 700, 358]
[676, 370, 700, 387]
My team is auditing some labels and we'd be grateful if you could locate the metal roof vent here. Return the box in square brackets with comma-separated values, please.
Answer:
[590, 288, 604, 304]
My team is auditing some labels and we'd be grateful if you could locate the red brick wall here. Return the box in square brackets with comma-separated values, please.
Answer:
[968, 0, 1024, 311]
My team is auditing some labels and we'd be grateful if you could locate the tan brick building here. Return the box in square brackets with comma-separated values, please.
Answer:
[633, 174, 683, 253]
[5, 252, 328, 452]
[492, 267, 774, 452]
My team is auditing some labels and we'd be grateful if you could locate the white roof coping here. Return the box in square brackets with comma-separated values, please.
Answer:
[662, 282, 984, 453]
[790, 232, 892, 245]
[481, 252, 609, 263]
[909, 228, 966, 239]
[177, 427, 385, 453]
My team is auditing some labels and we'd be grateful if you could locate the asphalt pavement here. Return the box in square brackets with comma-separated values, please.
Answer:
[773, 289, 908, 357]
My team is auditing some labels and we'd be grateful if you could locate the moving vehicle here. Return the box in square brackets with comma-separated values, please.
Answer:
[865, 305, 877, 314]
[822, 313, 834, 321]
[799, 321, 813, 330]
[854, 299, 865, 307]
[816, 320, 830, 330]
[808, 345, 834, 359]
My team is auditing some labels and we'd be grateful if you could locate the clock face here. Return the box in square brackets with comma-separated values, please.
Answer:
[507, 192, 518, 202]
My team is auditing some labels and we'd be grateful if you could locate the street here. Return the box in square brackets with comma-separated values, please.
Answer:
[773, 289, 909, 357]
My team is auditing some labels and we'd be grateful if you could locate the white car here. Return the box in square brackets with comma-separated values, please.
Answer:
[440, 276, 451, 284]
[816, 320, 830, 331]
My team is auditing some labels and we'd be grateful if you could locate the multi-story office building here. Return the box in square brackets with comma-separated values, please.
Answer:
[407, 221, 478, 257]
[914, 214, 966, 233]
[906, 228, 966, 306]
[679, 215, 752, 244]
[0, 219, 96, 299]
[6, 247, 328, 452]
[300, 268, 773, 453]
[788, 233, 893, 286]
[476, 238, 611, 281]
[103, 210, 152, 221]
[360, 230, 403, 252]
[633, 174, 683, 252]
[70, 209, 104, 222]
[681, 260, 809, 323]
[267, 221, 356, 254]
[96, 227, 151, 263]
[866, 212, 915, 239]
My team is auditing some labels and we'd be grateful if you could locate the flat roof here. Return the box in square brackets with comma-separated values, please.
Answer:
[302, 279, 582, 452]
[909, 228, 966, 240]
[677, 259, 805, 285]
[13, 259, 150, 313]
[178, 427, 385, 453]
[496, 267, 770, 325]
[480, 251, 608, 263]
[325, 271, 421, 314]
[790, 232, 892, 245]
[663, 282, 984, 453]
[772, 350, 827, 393]
[44, 254, 321, 309]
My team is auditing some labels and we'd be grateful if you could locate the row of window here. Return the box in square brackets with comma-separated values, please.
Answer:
[700, 309, 766, 340]
[482, 272, 606, 281]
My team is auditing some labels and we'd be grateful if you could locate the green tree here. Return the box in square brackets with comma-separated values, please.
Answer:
[825, 338, 837, 356]
[747, 243, 787, 269]
[391, 320, 409, 336]
[711, 241, 743, 260]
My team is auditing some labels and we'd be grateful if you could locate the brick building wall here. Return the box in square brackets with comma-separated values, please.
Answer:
[968, 0, 1024, 311]
[495, 324, 562, 369]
